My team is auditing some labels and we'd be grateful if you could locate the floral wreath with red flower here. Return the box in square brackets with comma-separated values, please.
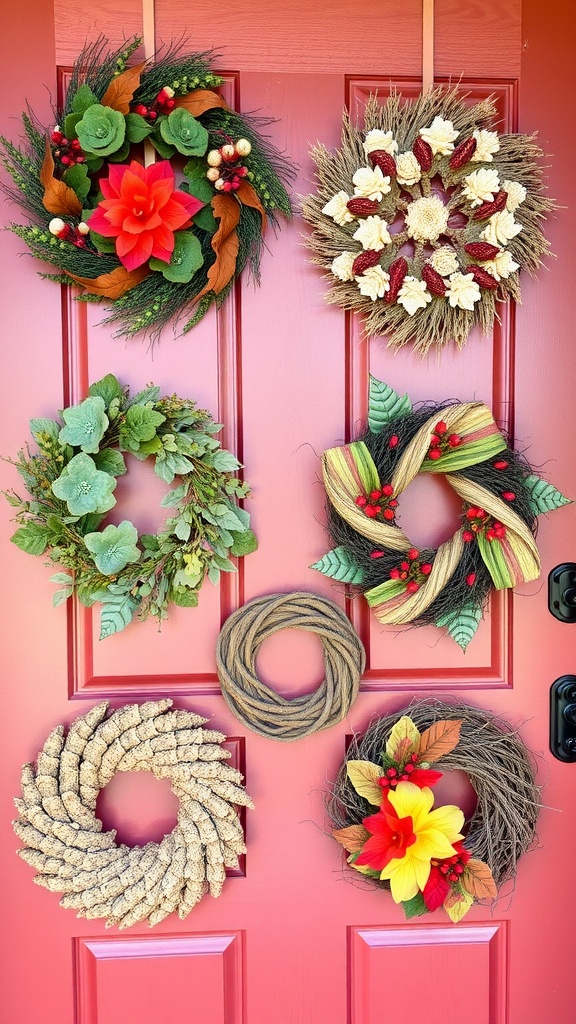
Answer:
[330, 702, 540, 922]
[302, 87, 553, 353]
[312, 378, 569, 649]
[0, 37, 293, 340]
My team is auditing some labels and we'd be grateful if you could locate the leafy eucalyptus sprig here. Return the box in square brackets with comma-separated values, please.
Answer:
[5, 374, 257, 639]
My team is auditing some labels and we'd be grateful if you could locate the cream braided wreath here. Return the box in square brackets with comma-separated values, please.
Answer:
[13, 700, 253, 929]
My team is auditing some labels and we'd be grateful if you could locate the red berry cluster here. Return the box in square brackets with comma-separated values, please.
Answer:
[133, 87, 175, 122]
[50, 129, 85, 168]
[432, 844, 471, 883]
[355, 484, 398, 522]
[377, 754, 420, 791]
[462, 506, 507, 543]
[427, 420, 462, 461]
[389, 547, 432, 593]
[206, 138, 251, 192]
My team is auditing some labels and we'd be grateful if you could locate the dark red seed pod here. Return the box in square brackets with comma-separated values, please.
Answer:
[449, 137, 478, 169]
[369, 150, 397, 178]
[422, 263, 447, 296]
[468, 265, 499, 290]
[346, 197, 380, 216]
[351, 249, 382, 277]
[385, 256, 408, 303]
[412, 136, 433, 171]
[473, 190, 509, 220]
[464, 241, 501, 260]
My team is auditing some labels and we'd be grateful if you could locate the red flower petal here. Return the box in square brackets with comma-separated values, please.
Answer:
[409, 768, 443, 788]
[116, 231, 154, 271]
[422, 865, 451, 911]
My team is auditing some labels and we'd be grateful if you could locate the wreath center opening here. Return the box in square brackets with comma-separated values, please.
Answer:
[255, 628, 326, 699]
[432, 769, 478, 823]
[395, 472, 463, 548]
[95, 771, 180, 846]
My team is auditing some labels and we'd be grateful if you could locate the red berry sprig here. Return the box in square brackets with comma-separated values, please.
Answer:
[50, 128, 86, 168]
[206, 137, 252, 192]
[431, 842, 471, 883]
[133, 86, 176, 123]
[389, 547, 433, 592]
[427, 420, 462, 461]
[378, 753, 420, 791]
[355, 484, 398, 522]
[462, 505, 506, 542]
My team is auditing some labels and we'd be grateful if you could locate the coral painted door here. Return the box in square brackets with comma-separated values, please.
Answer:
[1, 1, 575, 1022]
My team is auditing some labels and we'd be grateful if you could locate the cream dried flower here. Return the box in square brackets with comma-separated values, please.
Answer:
[352, 166, 391, 201]
[429, 246, 460, 277]
[471, 129, 500, 162]
[353, 215, 392, 251]
[480, 249, 520, 281]
[503, 180, 527, 212]
[331, 251, 356, 281]
[397, 276, 432, 315]
[446, 272, 481, 310]
[462, 167, 500, 207]
[405, 196, 449, 243]
[480, 210, 523, 246]
[395, 151, 422, 186]
[356, 265, 390, 301]
[419, 116, 459, 156]
[322, 190, 354, 226]
[363, 129, 398, 158]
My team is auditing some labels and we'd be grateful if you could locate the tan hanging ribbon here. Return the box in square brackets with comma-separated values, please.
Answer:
[142, 0, 156, 166]
[422, 0, 435, 92]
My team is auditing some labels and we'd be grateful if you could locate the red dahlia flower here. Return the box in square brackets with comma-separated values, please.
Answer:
[88, 160, 203, 271]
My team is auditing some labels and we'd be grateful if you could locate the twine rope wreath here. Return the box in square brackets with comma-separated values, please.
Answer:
[313, 379, 570, 649]
[328, 699, 540, 921]
[216, 592, 365, 741]
[13, 700, 253, 929]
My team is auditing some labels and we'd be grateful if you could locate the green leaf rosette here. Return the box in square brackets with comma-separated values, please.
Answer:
[159, 109, 209, 156]
[51, 453, 117, 516]
[84, 521, 141, 574]
[75, 103, 126, 157]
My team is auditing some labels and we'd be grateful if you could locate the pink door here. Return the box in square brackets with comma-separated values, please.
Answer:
[2, 1, 575, 1021]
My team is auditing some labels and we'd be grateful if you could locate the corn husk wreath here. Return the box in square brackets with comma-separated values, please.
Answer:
[13, 701, 253, 929]
[301, 88, 553, 353]
[328, 700, 540, 922]
[0, 36, 293, 341]
[312, 378, 570, 649]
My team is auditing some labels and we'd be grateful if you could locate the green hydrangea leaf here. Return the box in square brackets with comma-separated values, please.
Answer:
[92, 449, 127, 477]
[436, 602, 482, 651]
[64, 112, 83, 139]
[89, 374, 124, 407]
[149, 231, 204, 284]
[149, 132, 176, 159]
[11, 523, 50, 555]
[173, 518, 191, 541]
[230, 529, 258, 556]
[120, 405, 166, 451]
[154, 452, 194, 484]
[107, 138, 131, 163]
[368, 377, 412, 433]
[525, 474, 571, 515]
[310, 546, 364, 585]
[71, 84, 100, 115]
[63, 164, 91, 204]
[85, 520, 141, 575]
[211, 449, 242, 473]
[125, 112, 153, 143]
[160, 108, 208, 156]
[183, 177, 214, 203]
[29, 418, 61, 445]
[58, 396, 109, 453]
[98, 592, 139, 639]
[402, 894, 428, 919]
[76, 104, 126, 157]
[52, 453, 117, 516]
[193, 204, 217, 234]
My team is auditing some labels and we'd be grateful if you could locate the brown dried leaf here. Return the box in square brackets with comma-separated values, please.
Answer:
[461, 859, 497, 900]
[235, 181, 267, 233]
[174, 89, 229, 117]
[66, 265, 149, 300]
[101, 62, 145, 114]
[194, 194, 240, 301]
[415, 719, 462, 763]
[40, 138, 82, 217]
[332, 824, 370, 854]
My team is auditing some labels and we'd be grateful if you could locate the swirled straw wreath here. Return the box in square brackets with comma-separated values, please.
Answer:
[216, 593, 365, 741]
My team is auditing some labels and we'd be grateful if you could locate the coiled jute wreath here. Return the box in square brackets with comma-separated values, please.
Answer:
[13, 700, 253, 929]
[328, 699, 540, 922]
[216, 592, 365, 741]
[312, 378, 570, 650]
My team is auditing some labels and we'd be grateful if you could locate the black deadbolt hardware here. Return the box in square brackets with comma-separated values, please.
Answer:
[548, 563, 576, 622]
[550, 676, 576, 762]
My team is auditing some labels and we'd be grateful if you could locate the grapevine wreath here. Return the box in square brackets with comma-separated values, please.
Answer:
[0, 36, 293, 340]
[302, 88, 553, 352]
[13, 700, 253, 928]
[5, 374, 257, 639]
[328, 700, 540, 922]
[312, 378, 569, 650]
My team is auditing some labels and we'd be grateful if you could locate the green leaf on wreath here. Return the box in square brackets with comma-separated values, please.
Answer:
[124, 112, 153, 143]
[402, 893, 428, 919]
[193, 204, 217, 234]
[173, 518, 191, 542]
[89, 373, 124, 407]
[149, 132, 176, 159]
[92, 449, 127, 477]
[11, 523, 50, 556]
[183, 177, 214, 204]
[85, 520, 141, 575]
[435, 602, 482, 651]
[71, 84, 100, 115]
[230, 529, 258, 557]
[120, 404, 166, 452]
[88, 227, 117, 253]
[129, 384, 162, 407]
[63, 164, 91, 204]
[149, 231, 204, 284]
[525, 474, 571, 515]
[154, 452, 194, 483]
[368, 377, 412, 434]
[173, 586, 200, 608]
[64, 112, 83, 140]
[211, 449, 242, 473]
[183, 157, 209, 181]
[29, 417, 60, 445]
[310, 546, 364, 585]
[107, 138, 131, 163]
[52, 587, 73, 607]
[98, 592, 139, 639]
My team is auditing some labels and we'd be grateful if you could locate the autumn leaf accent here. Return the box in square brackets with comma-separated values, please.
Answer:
[40, 138, 82, 216]
[235, 181, 268, 233]
[443, 887, 474, 922]
[385, 716, 420, 763]
[67, 264, 149, 299]
[193, 194, 240, 301]
[332, 824, 371, 853]
[101, 62, 145, 114]
[461, 858, 497, 900]
[174, 89, 229, 117]
[346, 760, 383, 806]
[414, 719, 462, 763]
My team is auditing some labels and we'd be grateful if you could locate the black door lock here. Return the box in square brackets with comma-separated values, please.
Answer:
[549, 563, 576, 622]
[550, 676, 576, 761]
